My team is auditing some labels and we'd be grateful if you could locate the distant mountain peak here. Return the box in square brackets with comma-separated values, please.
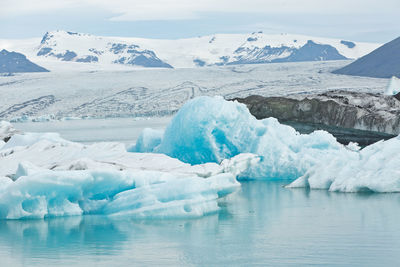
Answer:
[37, 30, 173, 68]
[0, 49, 49, 73]
[333, 36, 400, 78]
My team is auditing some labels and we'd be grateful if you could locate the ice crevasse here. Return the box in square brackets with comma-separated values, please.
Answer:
[133, 96, 400, 192]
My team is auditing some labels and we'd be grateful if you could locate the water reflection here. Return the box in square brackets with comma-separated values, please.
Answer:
[1, 181, 400, 266]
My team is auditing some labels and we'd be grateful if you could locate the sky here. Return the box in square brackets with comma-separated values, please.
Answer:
[1, 0, 399, 42]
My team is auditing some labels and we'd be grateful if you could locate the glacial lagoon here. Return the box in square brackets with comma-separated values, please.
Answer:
[1, 180, 400, 266]
[4, 118, 400, 266]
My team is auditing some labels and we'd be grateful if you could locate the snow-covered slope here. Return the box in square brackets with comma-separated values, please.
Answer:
[0, 30, 381, 70]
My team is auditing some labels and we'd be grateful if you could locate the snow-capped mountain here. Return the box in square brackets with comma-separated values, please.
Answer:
[0, 30, 381, 70]
[37, 31, 172, 68]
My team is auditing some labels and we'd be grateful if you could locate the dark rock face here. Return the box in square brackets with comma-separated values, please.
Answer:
[37, 48, 78, 61]
[333, 37, 400, 78]
[193, 59, 206, 67]
[108, 43, 173, 68]
[0, 49, 49, 73]
[340, 40, 356, 49]
[232, 91, 400, 146]
[76, 55, 98, 63]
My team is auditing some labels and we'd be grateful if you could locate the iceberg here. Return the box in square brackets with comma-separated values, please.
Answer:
[129, 128, 164, 153]
[0, 121, 18, 143]
[134, 96, 345, 179]
[134, 96, 400, 192]
[0, 169, 239, 219]
[385, 76, 400, 95]
[287, 137, 400, 193]
[0, 129, 260, 219]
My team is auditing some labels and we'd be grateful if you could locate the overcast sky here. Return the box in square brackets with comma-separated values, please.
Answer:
[1, 0, 399, 42]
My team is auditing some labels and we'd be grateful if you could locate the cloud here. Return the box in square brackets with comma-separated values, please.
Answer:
[2, 0, 399, 21]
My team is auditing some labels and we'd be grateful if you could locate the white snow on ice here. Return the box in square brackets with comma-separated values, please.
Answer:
[385, 76, 400, 95]
[135, 96, 400, 192]
[0, 122, 260, 219]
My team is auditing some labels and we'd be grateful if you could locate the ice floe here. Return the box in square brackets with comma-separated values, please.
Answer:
[0, 129, 259, 219]
[287, 137, 400, 192]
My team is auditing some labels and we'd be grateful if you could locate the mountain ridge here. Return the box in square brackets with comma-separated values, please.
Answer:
[0, 30, 381, 70]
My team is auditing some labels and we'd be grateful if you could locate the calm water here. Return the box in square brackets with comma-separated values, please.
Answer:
[13, 117, 172, 145]
[1, 181, 400, 266]
[5, 119, 400, 266]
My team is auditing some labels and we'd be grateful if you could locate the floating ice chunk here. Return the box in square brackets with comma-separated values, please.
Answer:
[0, 169, 239, 219]
[287, 136, 400, 192]
[0, 125, 261, 219]
[129, 128, 164, 152]
[0, 121, 18, 142]
[14, 161, 46, 180]
[0, 133, 257, 181]
[138, 96, 344, 179]
[0, 176, 13, 193]
[3, 132, 69, 150]
[220, 153, 261, 177]
[156, 96, 265, 164]
[385, 76, 400, 95]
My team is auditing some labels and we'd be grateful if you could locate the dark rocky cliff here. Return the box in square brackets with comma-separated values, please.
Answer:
[232, 90, 399, 146]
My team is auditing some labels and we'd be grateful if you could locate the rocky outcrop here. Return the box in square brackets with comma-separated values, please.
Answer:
[232, 90, 400, 145]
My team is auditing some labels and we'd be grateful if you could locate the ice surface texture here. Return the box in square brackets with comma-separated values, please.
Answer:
[288, 137, 400, 192]
[134, 96, 344, 179]
[385, 76, 400, 95]
[0, 121, 18, 142]
[0, 170, 238, 219]
[0, 128, 261, 219]
[136, 96, 400, 192]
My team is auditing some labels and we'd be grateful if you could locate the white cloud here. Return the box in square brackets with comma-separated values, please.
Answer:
[1, 0, 399, 21]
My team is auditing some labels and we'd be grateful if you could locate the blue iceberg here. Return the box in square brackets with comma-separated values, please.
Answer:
[134, 96, 345, 179]
[0, 169, 239, 219]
